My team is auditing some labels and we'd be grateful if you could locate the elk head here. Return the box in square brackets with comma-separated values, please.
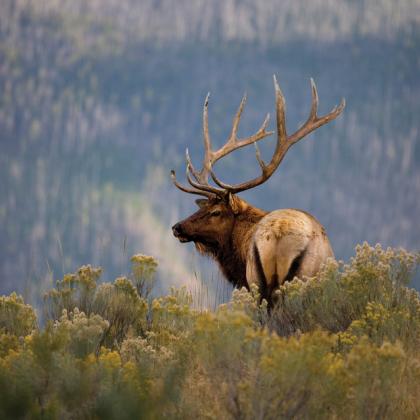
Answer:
[171, 76, 345, 257]
[172, 194, 248, 252]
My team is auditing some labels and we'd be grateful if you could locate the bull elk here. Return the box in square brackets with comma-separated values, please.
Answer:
[171, 76, 345, 306]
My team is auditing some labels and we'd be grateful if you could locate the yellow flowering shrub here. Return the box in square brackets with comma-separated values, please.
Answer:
[44, 265, 102, 320]
[44, 266, 149, 347]
[130, 254, 158, 298]
[0, 333, 20, 358]
[149, 287, 195, 350]
[94, 277, 148, 346]
[0, 245, 419, 419]
[0, 292, 37, 337]
[54, 308, 109, 358]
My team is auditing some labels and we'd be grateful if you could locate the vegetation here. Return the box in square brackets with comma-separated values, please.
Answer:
[1, 0, 419, 296]
[0, 243, 419, 419]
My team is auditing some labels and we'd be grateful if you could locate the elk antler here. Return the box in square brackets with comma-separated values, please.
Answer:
[171, 92, 274, 198]
[171, 76, 345, 198]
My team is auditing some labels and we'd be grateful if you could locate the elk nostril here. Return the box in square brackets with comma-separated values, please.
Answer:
[172, 223, 182, 235]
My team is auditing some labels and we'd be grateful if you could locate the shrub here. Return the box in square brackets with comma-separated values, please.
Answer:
[0, 293, 37, 337]
[44, 265, 149, 347]
[43, 265, 102, 321]
[130, 254, 158, 299]
[0, 245, 419, 419]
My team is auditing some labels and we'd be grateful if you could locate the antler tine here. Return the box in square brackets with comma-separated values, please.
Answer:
[308, 77, 319, 121]
[198, 92, 212, 184]
[186, 163, 226, 196]
[254, 142, 266, 172]
[210, 168, 234, 190]
[273, 75, 287, 149]
[229, 93, 247, 143]
[287, 78, 345, 146]
[185, 148, 201, 182]
[236, 112, 274, 148]
[170, 170, 214, 198]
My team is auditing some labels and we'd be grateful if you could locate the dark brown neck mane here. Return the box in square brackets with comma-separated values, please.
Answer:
[195, 205, 266, 288]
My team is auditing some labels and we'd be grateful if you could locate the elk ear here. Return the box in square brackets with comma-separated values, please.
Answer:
[228, 193, 245, 215]
[195, 199, 208, 208]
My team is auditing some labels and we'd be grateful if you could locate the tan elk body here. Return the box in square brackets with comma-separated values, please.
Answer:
[171, 76, 344, 305]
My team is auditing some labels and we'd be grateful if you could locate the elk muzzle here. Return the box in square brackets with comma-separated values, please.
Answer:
[172, 222, 191, 243]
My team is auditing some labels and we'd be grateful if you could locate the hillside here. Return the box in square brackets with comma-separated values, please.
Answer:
[0, 0, 419, 299]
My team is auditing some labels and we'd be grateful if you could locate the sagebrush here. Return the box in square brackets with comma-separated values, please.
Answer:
[0, 243, 419, 419]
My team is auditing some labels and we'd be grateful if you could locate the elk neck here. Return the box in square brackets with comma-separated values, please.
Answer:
[215, 204, 267, 289]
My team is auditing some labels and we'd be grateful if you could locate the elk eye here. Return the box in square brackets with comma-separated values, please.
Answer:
[210, 210, 221, 217]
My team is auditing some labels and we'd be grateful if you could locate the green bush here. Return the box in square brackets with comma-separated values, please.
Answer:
[0, 244, 419, 419]
[44, 264, 148, 347]
[0, 293, 37, 337]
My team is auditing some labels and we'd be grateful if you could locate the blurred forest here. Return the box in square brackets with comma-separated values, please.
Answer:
[0, 0, 419, 301]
